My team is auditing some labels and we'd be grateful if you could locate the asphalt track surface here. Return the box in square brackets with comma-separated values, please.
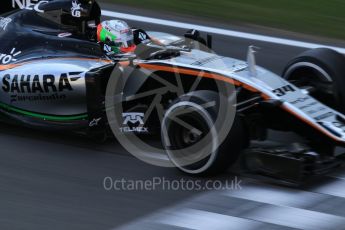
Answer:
[2, 3, 345, 230]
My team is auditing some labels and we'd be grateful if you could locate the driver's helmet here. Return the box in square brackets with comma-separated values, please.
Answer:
[97, 20, 136, 54]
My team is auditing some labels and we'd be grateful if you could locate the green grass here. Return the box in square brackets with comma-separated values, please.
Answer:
[104, 0, 345, 40]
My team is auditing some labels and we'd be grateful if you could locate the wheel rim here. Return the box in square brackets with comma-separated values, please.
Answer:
[162, 101, 219, 174]
[285, 62, 336, 107]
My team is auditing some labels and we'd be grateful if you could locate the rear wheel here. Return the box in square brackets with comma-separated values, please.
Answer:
[161, 91, 248, 176]
[283, 48, 345, 112]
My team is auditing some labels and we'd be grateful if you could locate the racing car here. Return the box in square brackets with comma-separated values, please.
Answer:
[1, 0, 345, 181]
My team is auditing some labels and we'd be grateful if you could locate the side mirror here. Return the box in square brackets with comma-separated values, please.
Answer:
[184, 29, 212, 49]
[184, 29, 201, 40]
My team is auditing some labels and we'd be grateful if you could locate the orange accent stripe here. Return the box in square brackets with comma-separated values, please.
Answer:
[139, 63, 271, 99]
[0, 57, 112, 71]
[138, 63, 344, 143]
[0, 64, 18, 71]
[282, 105, 342, 143]
[138, 63, 261, 93]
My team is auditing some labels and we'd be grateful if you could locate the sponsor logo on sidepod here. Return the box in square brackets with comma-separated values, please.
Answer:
[2, 72, 82, 102]
[12, 0, 48, 13]
[120, 113, 148, 133]
[0, 48, 21, 65]
[71, 1, 83, 18]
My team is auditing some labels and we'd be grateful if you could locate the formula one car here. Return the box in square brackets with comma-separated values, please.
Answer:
[1, 0, 345, 181]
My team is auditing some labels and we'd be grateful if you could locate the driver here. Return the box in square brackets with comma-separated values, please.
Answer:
[97, 20, 136, 55]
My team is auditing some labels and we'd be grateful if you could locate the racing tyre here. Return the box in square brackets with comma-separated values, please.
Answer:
[161, 91, 248, 176]
[283, 48, 345, 112]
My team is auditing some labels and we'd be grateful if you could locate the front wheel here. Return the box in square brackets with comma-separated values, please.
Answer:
[161, 91, 248, 176]
[283, 48, 345, 112]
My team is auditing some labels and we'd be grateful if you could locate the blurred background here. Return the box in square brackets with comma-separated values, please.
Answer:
[104, 0, 345, 40]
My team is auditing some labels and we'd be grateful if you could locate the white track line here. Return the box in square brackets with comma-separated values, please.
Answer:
[243, 205, 345, 230]
[154, 209, 262, 230]
[102, 10, 345, 54]
[223, 184, 329, 209]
